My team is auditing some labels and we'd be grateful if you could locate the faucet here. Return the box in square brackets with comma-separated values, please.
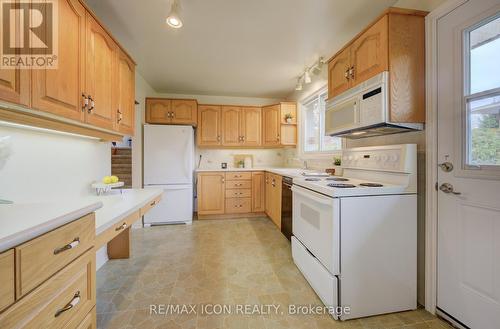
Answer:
[303, 160, 308, 170]
[0, 199, 13, 204]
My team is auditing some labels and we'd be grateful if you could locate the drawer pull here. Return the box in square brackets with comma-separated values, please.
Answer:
[55, 291, 80, 317]
[150, 200, 156, 206]
[115, 222, 127, 231]
[53, 238, 80, 255]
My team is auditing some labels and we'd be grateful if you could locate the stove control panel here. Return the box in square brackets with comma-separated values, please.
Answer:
[341, 144, 416, 173]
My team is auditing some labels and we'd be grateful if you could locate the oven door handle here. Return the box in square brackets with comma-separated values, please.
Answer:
[291, 186, 332, 206]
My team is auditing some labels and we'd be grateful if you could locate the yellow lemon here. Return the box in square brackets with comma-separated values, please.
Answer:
[102, 176, 112, 184]
[110, 175, 119, 183]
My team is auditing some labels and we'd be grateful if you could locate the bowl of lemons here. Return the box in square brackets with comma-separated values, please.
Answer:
[92, 176, 124, 195]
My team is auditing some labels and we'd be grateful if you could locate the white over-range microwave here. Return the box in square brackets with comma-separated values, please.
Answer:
[325, 71, 423, 139]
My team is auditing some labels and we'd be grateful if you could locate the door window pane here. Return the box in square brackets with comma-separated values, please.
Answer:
[467, 95, 500, 166]
[469, 16, 500, 94]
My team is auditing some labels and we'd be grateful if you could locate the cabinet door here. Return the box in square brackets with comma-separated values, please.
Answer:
[85, 13, 116, 130]
[241, 107, 261, 146]
[280, 125, 296, 146]
[265, 173, 272, 216]
[115, 49, 135, 135]
[171, 99, 197, 125]
[350, 15, 388, 86]
[31, 0, 85, 121]
[197, 105, 221, 146]
[146, 98, 171, 124]
[197, 173, 225, 215]
[221, 106, 241, 146]
[271, 175, 282, 228]
[262, 105, 281, 146]
[252, 172, 265, 212]
[328, 47, 351, 99]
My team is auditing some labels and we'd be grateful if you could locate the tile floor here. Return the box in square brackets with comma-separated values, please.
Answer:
[96, 218, 454, 329]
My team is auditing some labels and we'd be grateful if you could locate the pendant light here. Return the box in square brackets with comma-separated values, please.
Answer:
[295, 77, 303, 91]
[304, 70, 312, 84]
[166, 0, 183, 29]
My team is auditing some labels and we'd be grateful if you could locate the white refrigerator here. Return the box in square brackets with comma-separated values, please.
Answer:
[143, 125, 194, 225]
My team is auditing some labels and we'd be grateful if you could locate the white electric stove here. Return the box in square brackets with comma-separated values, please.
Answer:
[291, 144, 418, 320]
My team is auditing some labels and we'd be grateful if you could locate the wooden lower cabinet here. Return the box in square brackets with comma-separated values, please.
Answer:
[265, 173, 282, 228]
[197, 171, 280, 224]
[0, 249, 14, 312]
[197, 172, 225, 215]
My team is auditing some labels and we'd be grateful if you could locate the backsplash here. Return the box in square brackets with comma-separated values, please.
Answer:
[0, 123, 110, 203]
[196, 148, 285, 170]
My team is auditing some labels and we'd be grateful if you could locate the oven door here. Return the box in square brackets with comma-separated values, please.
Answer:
[292, 185, 340, 275]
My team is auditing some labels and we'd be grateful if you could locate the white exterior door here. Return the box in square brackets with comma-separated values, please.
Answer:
[437, 1, 500, 328]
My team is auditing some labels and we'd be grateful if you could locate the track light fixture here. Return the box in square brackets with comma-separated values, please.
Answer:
[295, 57, 325, 90]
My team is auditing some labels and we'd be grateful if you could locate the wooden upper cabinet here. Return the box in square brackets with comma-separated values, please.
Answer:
[197, 105, 221, 146]
[85, 13, 116, 130]
[328, 47, 351, 99]
[262, 105, 281, 146]
[221, 106, 241, 146]
[350, 15, 388, 87]
[31, 0, 85, 120]
[197, 172, 225, 215]
[171, 99, 197, 125]
[0, 69, 29, 107]
[115, 49, 135, 135]
[241, 107, 261, 146]
[146, 98, 171, 124]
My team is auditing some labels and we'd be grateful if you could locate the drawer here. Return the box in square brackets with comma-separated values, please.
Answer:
[140, 195, 162, 217]
[225, 198, 252, 214]
[72, 307, 96, 329]
[95, 210, 140, 250]
[0, 249, 15, 312]
[15, 213, 95, 298]
[225, 180, 251, 189]
[225, 189, 251, 198]
[0, 250, 96, 329]
[226, 172, 251, 181]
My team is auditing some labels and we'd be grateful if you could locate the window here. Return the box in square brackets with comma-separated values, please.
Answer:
[464, 14, 500, 168]
[302, 89, 342, 153]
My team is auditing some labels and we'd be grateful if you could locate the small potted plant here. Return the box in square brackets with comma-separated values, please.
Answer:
[237, 160, 245, 168]
[334, 157, 342, 166]
[284, 113, 293, 124]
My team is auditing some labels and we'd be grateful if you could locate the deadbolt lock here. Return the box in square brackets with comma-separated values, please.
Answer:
[438, 162, 453, 172]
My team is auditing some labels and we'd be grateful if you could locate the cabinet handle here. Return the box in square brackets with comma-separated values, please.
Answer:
[344, 69, 349, 79]
[55, 291, 80, 317]
[217, 135, 221, 142]
[115, 222, 127, 231]
[150, 200, 156, 206]
[81, 94, 88, 112]
[87, 95, 95, 113]
[54, 238, 80, 255]
[117, 109, 123, 123]
[349, 66, 355, 79]
[171, 111, 175, 118]
[241, 136, 245, 142]
[221, 178, 225, 183]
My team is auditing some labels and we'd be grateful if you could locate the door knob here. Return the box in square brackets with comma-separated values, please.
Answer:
[438, 162, 453, 172]
[439, 183, 461, 195]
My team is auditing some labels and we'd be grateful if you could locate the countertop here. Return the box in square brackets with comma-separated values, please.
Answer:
[195, 167, 325, 178]
[0, 188, 163, 252]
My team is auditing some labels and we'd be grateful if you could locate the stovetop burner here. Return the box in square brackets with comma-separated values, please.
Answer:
[327, 183, 356, 188]
[305, 178, 321, 181]
[326, 177, 349, 181]
[359, 183, 384, 187]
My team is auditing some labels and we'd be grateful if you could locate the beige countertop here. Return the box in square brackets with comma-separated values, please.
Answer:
[0, 188, 163, 252]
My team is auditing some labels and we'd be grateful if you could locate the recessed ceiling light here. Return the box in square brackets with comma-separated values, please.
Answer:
[166, 0, 183, 29]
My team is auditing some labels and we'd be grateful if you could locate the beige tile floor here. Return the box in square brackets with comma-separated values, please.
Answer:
[96, 217, 454, 329]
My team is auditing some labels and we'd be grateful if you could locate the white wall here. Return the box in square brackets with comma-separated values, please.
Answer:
[393, 0, 446, 11]
[0, 123, 110, 203]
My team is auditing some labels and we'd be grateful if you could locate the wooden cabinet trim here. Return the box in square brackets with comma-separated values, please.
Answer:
[0, 249, 15, 312]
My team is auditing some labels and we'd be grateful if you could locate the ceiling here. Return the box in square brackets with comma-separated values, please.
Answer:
[86, 0, 398, 98]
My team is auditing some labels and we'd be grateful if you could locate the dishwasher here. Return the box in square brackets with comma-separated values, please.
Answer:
[281, 176, 293, 241]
